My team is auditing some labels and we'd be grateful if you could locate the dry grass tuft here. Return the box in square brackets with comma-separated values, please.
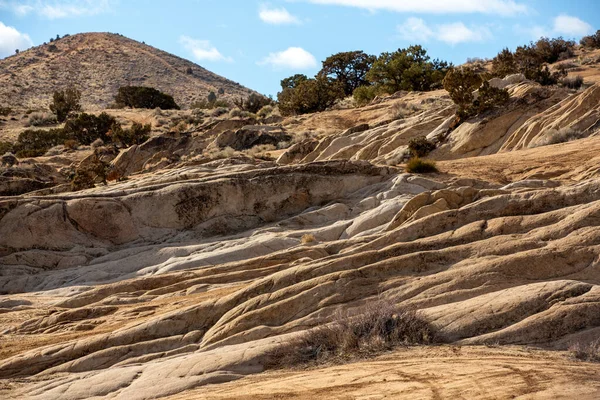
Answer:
[301, 233, 316, 244]
[267, 301, 438, 369]
[405, 158, 438, 173]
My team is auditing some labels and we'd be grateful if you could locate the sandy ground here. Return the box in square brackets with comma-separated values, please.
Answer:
[168, 346, 600, 400]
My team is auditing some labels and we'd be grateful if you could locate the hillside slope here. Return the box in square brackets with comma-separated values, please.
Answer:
[0, 32, 254, 110]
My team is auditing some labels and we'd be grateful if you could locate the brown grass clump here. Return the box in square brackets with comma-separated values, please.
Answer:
[267, 301, 438, 369]
[405, 158, 438, 173]
[570, 340, 600, 363]
[301, 234, 316, 244]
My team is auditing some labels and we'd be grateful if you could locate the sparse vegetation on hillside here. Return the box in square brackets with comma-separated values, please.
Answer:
[267, 301, 437, 368]
[491, 37, 574, 85]
[49, 87, 81, 122]
[114, 86, 180, 110]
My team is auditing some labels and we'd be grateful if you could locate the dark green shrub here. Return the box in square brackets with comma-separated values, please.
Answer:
[112, 123, 151, 146]
[278, 76, 344, 116]
[63, 112, 117, 145]
[114, 86, 180, 110]
[49, 87, 81, 122]
[318, 50, 376, 96]
[408, 136, 435, 157]
[580, 30, 600, 49]
[13, 129, 72, 157]
[405, 158, 438, 173]
[0, 107, 12, 116]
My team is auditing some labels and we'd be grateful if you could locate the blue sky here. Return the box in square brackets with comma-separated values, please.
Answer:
[0, 0, 599, 96]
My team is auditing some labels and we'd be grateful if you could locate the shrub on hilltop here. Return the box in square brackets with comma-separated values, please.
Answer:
[114, 86, 180, 110]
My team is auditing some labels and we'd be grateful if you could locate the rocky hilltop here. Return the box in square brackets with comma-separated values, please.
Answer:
[1, 40, 600, 399]
[0, 32, 253, 110]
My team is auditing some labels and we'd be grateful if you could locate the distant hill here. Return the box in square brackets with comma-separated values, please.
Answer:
[0, 32, 254, 110]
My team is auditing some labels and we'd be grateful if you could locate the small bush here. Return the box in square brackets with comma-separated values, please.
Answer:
[278, 77, 344, 116]
[27, 112, 57, 127]
[391, 102, 419, 119]
[233, 93, 274, 114]
[114, 86, 180, 110]
[49, 87, 81, 122]
[560, 75, 584, 90]
[71, 152, 108, 191]
[64, 139, 78, 150]
[267, 301, 437, 369]
[210, 107, 229, 118]
[353, 85, 380, 106]
[570, 340, 600, 362]
[63, 112, 118, 145]
[443, 68, 509, 121]
[112, 123, 151, 147]
[257, 105, 274, 118]
[191, 98, 230, 110]
[408, 136, 435, 157]
[0, 107, 12, 117]
[406, 158, 438, 173]
[13, 129, 72, 158]
[530, 127, 587, 147]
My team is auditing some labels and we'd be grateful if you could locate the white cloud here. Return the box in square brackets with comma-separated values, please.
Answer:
[179, 36, 232, 62]
[553, 14, 593, 37]
[258, 47, 317, 69]
[397, 17, 434, 42]
[259, 5, 300, 25]
[0, 0, 113, 19]
[0, 21, 33, 58]
[437, 22, 491, 45]
[397, 18, 491, 45]
[305, 0, 527, 16]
